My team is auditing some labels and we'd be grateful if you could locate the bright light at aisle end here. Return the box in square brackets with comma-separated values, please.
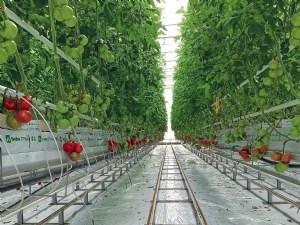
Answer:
[158, 0, 188, 140]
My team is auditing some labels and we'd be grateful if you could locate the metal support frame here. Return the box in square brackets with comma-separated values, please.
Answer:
[1, 147, 152, 224]
[185, 145, 300, 210]
[0, 147, 2, 187]
[267, 190, 273, 203]
[277, 179, 282, 190]
[223, 165, 226, 174]
[246, 180, 251, 190]
[75, 182, 80, 191]
[17, 210, 24, 224]
[58, 211, 64, 225]
[258, 171, 262, 180]
[233, 171, 237, 181]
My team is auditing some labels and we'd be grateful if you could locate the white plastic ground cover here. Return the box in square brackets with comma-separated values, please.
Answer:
[0, 146, 148, 224]
[68, 145, 165, 225]
[174, 145, 300, 225]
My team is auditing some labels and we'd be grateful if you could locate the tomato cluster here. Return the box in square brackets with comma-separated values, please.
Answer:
[0, 19, 18, 65]
[93, 81, 114, 123]
[107, 140, 119, 152]
[253, 129, 271, 148]
[3, 95, 33, 129]
[270, 151, 293, 173]
[261, 60, 283, 87]
[290, 116, 300, 138]
[53, 0, 77, 28]
[63, 141, 83, 161]
[290, 13, 300, 47]
[198, 137, 218, 147]
[56, 100, 79, 129]
[238, 145, 268, 162]
[63, 34, 88, 59]
[107, 137, 148, 153]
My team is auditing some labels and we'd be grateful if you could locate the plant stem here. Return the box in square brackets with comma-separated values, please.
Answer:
[48, 0, 65, 100]
[246, 63, 297, 142]
[0, 0, 29, 95]
[270, 29, 300, 101]
[73, 1, 86, 93]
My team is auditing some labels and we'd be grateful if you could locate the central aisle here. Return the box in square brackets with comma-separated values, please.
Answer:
[70, 144, 297, 225]
[70, 145, 164, 225]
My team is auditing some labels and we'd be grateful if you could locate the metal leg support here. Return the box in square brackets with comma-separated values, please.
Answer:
[101, 182, 106, 190]
[246, 180, 251, 190]
[75, 182, 80, 191]
[17, 210, 24, 224]
[84, 192, 89, 205]
[267, 190, 273, 203]
[58, 211, 64, 225]
[277, 179, 282, 190]
[258, 172, 261, 180]
[52, 193, 58, 204]
[233, 171, 237, 181]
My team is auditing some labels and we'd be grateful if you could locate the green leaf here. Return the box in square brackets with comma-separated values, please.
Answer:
[176, 7, 185, 14]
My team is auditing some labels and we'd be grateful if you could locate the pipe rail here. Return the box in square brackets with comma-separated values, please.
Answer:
[147, 144, 208, 225]
[172, 145, 208, 225]
[146, 145, 166, 225]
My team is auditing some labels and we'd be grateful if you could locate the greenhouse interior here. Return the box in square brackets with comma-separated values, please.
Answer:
[0, 0, 300, 224]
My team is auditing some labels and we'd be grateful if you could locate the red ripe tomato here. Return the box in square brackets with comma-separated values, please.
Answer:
[239, 150, 249, 158]
[126, 139, 131, 147]
[130, 139, 136, 146]
[259, 145, 268, 154]
[19, 96, 33, 110]
[63, 141, 75, 153]
[74, 142, 83, 153]
[270, 151, 282, 161]
[281, 153, 292, 163]
[16, 110, 32, 123]
[108, 140, 118, 151]
[69, 152, 81, 161]
[3, 96, 17, 111]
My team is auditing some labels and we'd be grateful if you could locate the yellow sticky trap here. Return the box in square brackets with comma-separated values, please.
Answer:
[215, 96, 220, 113]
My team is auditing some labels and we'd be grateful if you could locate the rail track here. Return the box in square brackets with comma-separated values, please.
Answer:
[147, 144, 207, 225]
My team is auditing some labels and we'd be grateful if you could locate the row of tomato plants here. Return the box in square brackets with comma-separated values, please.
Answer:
[0, 0, 167, 161]
[172, 0, 300, 172]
